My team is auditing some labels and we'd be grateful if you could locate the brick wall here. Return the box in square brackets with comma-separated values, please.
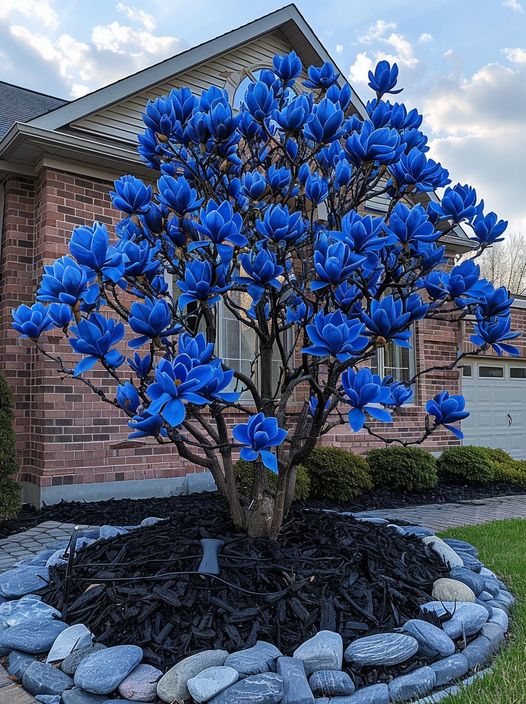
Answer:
[1, 167, 474, 502]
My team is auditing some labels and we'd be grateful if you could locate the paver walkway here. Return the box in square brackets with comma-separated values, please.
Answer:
[354, 493, 526, 531]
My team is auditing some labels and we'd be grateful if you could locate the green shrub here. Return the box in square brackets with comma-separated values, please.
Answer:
[437, 446, 495, 484]
[367, 446, 438, 492]
[478, 447, 526, 486]
[304, 447, 372, 502]
[0, 374, 21, 521]
[234, 460, 311, 502]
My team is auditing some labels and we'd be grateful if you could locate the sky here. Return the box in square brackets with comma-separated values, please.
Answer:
[1, 0, 525, 234]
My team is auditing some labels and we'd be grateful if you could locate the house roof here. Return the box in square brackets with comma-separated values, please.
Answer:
[0, 81, 67, 139]
[27, 3, 366, 132]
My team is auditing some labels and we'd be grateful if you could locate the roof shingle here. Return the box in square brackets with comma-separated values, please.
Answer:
[0, 81, 67, 139]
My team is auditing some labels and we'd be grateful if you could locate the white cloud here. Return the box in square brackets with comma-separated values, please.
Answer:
[91, 20, 178, 57]
[349, 51, 374, 86]
[502, 0, 523, 12]
[419, 32, 433, 43]
[349, 20, 418, 86]
[0, 0, 58, 29]
[335, 44, 344, 55]
[117, 2, 155, 32]
[502, 47, 526, 63]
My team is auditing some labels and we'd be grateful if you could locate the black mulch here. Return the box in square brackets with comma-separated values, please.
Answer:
[39, 495, 449, 673]
[1, 480, 525, 540]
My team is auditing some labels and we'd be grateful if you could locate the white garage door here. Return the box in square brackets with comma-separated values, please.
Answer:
[461, 359, 526, 458]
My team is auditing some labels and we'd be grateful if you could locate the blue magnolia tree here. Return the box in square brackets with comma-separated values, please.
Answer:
[13, 53, 519, 538]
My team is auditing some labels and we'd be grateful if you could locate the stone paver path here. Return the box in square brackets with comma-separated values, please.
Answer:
[0, 521, 97, 573]
[354, 494, 526, 531]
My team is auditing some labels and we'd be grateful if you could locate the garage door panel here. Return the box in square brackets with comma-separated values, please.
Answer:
[461, 360, 526, 459]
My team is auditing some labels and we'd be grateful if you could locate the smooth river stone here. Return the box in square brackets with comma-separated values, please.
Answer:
[443, 538, 478, 556]
[420, 601, 489, 638]
[293, 630, 343, 675]
[489, 607, 509, 632]
[62, 688, 108, 704]
[461, 635, 495, 669]
[450, 568, 485, 597]
[396, 525, 435, 538]
[140, 516, 164, 527]
[344, 633, 418, 667]
[388, 665, 436, 702]
[482, 579, 500, 597]
[277, 656, 314, 704]
[60, 643, 107, 676]
[0, 619, 69, 654]
[7, 650, 36, 678]
[187, 666, 239, 703]
[480, 622, 506, 650]
[431, 653, 469, 687]
[0, 595, 59, 627]
[422, 536, 463, 569]
[432, 578, 476, 603]
[327, 683, 390, 703]
[0, 565, 50, 597]
[458, 552, 483, 572]
[35, 696, 61, 704]
[401, 619, 455, 657]
[47, 624, 92, 663]
[309, 669, 355, 697]
[117, 663, 163, 702]
[74, 644, 143, 695]
[22, 660, 73, 696]
[157, 649, 229, 703]
[496, 590, 516, 608]
[99, 525, 129, 539]
[208, 672, 283, 704]
[225, 640, 282, 676]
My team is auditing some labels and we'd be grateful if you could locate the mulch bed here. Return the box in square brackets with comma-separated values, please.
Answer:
[39, 495, 448, 673]
[1, 480, 525, 540]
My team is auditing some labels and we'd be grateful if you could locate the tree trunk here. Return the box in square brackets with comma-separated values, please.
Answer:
[244, 493, 276, 538]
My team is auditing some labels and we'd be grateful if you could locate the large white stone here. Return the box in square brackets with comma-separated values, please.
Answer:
[293, 631, 343, 675]
[187, 666, 239, 703]
[432, 578, 476, 603]
[157, 650, 229, 703]
[422, 536, 464, 569]
[47, 624, 92, 663]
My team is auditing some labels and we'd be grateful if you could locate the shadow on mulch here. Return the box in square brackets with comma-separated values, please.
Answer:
[1, 481, 525, 540]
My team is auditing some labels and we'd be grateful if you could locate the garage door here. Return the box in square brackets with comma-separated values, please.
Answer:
[461, 359, 526, 458]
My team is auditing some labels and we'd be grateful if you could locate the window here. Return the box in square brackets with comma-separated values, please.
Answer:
[462, 364, 473, 377]
[371, 343, 415, 384]
[510, 367, 526, 379]
[478, 365, 504, 378]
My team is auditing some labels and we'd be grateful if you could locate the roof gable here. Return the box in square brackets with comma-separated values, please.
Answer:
[0, 82, 67, 138]
[28, 4, 364, 139]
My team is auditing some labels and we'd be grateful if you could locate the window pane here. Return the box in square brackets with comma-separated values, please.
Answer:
[478, 366, 504, 378]
[510, 367, 526, 379]
[462, 365, 473, 377]
[383, 344, 411, 382]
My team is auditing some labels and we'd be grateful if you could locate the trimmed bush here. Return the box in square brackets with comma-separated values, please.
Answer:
[437, 446, 495, 484]
[304, 447, 372, 502]
[479, 447, 526, 487]
[234, 460, 311, 502]
[0, 374, 21, 521]
[367, 446, 438, 492]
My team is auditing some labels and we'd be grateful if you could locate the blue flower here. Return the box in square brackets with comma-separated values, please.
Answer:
[335, 159, 353, 188]
[255, 204, 305, 245]
[285, 296, 312, 325]
[37, 256, 90, 307]
[157, 175, 203, 214]
[302, 310, 368, 361]
[235, 247, 284, 304]
[470, 211, 507, 246]
[345, 120, 404, 166]
[177, 260, 230, 308]
[326, 83, 353, 111]
[385, 203, 440, 246]
[368, 60, 402, 96]
[146, 355, 213, 426]
[129, 297, 175, 347]
[110, 175, 152, 215]
[128, 410, 165, 439]
[305, 173, 329, 204]
[179, 332, 214, 364]
[426, 391, 469, 439]
[337, 211, 387, 258]
[143, 95, 177, 138]
[362, 295, 414, 347]
[303, 98, 344, 143]
[273, 50, 302, 86]
[471, 315, 520, 356]
[200, 359, 240, 403]
[448, 260, 492, 307]
[241, 171, 267, 201]
[303, 61, 340, 90]
[48, 303, 73, 328]
[12, 303, 53, 339]
[266, 165, 292, 194]
[199, 85, 229, 111]
[128, 352, 152, 378]
[192, 199, 246, 259]
[233, 412, 288, 473]
[69, 313, 125, 376]
[69, 222, 124, 283]
[428, 184, 479, 224]
[341, 368, 393, 431]
[116, 382, 141, 415]
[387, 381, 413, 407]
[244, 80, 277, 121]
[477, 286, 514, 319]
[274, 95, 313, 132]
[117, 238, 161, 281]
[390, 148, 451, 192]
[312, 234, 364, 291]
[206, 102, 239, 141]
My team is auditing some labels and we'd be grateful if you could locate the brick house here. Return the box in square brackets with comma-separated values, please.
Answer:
[0, 5, 524, 506]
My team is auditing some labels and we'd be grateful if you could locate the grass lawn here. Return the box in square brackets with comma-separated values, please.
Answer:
[438, 519, 526, 703]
